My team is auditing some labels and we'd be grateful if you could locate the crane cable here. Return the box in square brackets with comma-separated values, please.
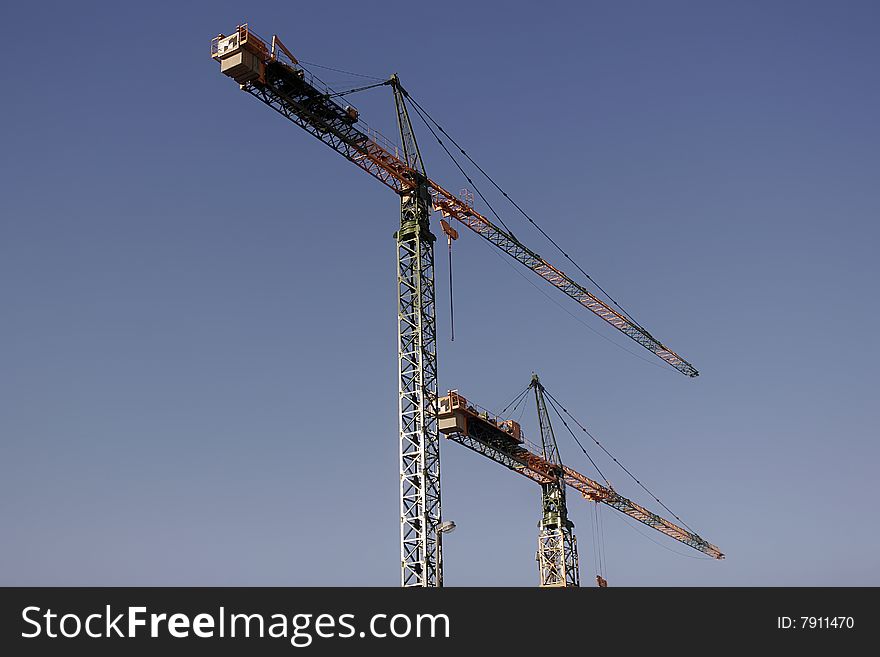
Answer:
[404, 93, 651, 335]
[590, 502, 601, 579]
[406, 93, 680, 375]
[600, 504, 608, 578]
[544, 394, 609, 487]
[544, 388, 697, 534]
[405, 97, 519, 238]
[321, 81, 389, 99]
[498, 384, 532, 417]
[297, 60, 384, 81]
[589, 502, 609, 582]
[447, 232, 455, 341]
[597, 503, 608, 579]
[300, 81, 389, 112]
[512, 393, 530, 423]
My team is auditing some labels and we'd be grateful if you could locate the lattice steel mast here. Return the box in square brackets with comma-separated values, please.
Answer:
[391, 75, 443, 587]
[532, 374, 580, 587]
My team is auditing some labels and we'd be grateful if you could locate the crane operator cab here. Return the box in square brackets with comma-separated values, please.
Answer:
[437, 390, 524, 445]
[212, 24, 267, 85]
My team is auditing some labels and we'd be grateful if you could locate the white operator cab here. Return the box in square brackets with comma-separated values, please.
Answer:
[437, 391, 523, 445]
[212, 25, 266, 85]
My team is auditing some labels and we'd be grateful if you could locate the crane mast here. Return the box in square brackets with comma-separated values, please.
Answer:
[532, 374, 579, 587]
[391, 77, 443, 587]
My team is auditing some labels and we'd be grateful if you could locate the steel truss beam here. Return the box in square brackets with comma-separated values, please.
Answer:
[397, 178, 440, 586]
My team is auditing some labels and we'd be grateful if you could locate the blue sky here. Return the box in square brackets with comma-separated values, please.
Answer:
[2, 1, 878, 585]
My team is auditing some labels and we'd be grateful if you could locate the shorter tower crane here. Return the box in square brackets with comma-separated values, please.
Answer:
[437, 378, 723, 586]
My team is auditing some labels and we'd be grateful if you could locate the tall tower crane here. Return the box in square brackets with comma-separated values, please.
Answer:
[437, 383, 723, 586]
[211, 23, 704, 587]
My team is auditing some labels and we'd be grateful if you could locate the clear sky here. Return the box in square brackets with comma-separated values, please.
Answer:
[2, 1, 878, 586]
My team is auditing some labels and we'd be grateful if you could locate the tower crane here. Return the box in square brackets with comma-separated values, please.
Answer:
[211, 23, 704, 587]
[437, 380, 723, 586]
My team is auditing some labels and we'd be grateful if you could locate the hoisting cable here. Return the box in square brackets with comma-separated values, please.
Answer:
[404, 97, 519, 238]
[590, 503, 600, 579]
[544, 388, 697, 534]
[439, 219, 459, 342]
[448, 234, 455, 341]
[597, 502, 608, 579]
[405, 93, 651, 335]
